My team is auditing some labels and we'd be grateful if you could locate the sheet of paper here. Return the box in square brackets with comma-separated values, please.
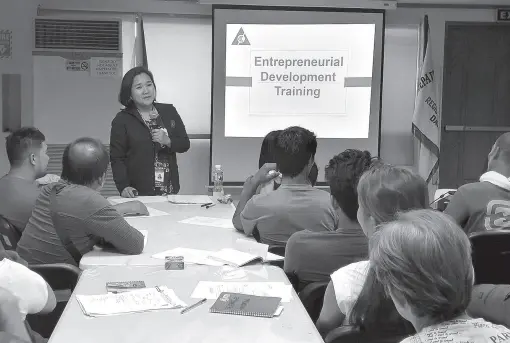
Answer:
[109, 196, 169, 205]
[209, 248, 259, 267]
[139, 207, 170, 217]
[152, 247, 223, 266]
[235, 239, 269, 260]
[179, 216, 234, 229]
[191, 282, 293, 302]
[76, 287, 186, 317]
[167, 195, 212, 205]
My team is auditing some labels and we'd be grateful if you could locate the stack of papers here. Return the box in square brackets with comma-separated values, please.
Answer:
[152, 245, 282, 267]
[179, 216, 234, 229]
[167, 195, 212, 205]
[191, 282, 293, 302]
[76, 287, 186, 317]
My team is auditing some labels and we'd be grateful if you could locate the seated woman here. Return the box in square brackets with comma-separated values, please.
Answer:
[371, 209, 510, 343]
[317, 163, 428, 338]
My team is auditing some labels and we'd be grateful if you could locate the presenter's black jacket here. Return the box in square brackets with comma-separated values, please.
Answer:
[110, 103, 190, 195]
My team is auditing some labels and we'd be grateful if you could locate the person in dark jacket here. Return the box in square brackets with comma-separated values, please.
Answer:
[110, 66, 190, 197]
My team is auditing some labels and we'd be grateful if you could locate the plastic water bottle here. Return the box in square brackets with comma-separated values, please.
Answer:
[212, 165, 224, 199]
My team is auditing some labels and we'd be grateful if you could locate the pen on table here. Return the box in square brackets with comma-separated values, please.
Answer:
[205, 204, 216, 209]
[181, 298, 207, 314]
[201, 203, 213, 208]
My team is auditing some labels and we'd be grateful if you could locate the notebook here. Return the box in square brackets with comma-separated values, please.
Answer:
[210, 292, 282, 318]
[208, 248, 283, 268]
[106, 281, 146, 294]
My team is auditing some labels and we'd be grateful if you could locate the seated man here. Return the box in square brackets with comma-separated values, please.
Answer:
[233, 126, 338, 247]
[17, 137, 146, 266]
[0, 128, 49, 234]
[445, 132, 510, 233]
[284, 150, 373, 288]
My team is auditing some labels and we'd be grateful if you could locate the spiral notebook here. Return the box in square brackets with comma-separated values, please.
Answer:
[209, 292, 282, 318]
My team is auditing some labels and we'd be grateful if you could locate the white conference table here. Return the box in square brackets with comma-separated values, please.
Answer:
[48, 265, 324, 343]
[80, 196, 247, 269]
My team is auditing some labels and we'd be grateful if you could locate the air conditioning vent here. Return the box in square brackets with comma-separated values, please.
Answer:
[34, 18, 121, 52]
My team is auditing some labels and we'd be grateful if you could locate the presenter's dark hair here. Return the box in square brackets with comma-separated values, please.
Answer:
[325, 149, 375, 221]
[274, 126, 317, 178]
[61, 137, 109, 186]
[259, 130, 282, 169]
[119, 66, 157, 108]
[5, 127, 46, 167]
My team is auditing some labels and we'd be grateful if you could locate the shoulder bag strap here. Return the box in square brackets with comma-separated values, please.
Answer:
[49, 184, 82, 265]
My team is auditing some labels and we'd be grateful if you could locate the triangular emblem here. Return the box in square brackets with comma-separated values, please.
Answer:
[232, 28, 250, 46]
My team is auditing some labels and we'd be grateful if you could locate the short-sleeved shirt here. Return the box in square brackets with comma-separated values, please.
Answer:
[240, 184, 338, 247]
[284, 225, 368, 286]
[401, 318, 510, 343]
[330, 260, 370, 321]
[0, 258, 48, 319]
[445, 181, 510, 234]
[0, 175, 40, 234]
[16, 181, 144, 266]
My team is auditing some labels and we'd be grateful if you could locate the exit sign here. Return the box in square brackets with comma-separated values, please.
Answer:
[497, 9, 510, 21]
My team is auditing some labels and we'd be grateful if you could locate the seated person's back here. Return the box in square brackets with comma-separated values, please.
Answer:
[17, 137, 144, 266]
[284, 149, 374, 286]
[371, 210, 510, 343]
[445, 132, 510, 234]
[233, 127, 337, 247]
[246, 184, 336, 246]
[0, 128, 49, 234]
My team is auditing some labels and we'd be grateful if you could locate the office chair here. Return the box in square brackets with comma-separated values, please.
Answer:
[0, 215, 20, 250]
[470, 230, 510, 285]
[26, 264, 81, 338]
[298, 280, 329, 323]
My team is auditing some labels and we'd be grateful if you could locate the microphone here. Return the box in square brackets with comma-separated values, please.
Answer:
[429, 190, 456, 207]
[148, 111, 160, 131]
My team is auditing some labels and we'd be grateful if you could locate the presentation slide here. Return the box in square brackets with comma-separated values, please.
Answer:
[225, 24, 374, 139]
[211, 8, 384, 184]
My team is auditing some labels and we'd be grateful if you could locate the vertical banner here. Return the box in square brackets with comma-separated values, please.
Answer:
[412, 15, 440, 197]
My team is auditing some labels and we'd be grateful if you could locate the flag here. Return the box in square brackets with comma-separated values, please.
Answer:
[413, 15, 440, 192]
[131, 14, 148, 69]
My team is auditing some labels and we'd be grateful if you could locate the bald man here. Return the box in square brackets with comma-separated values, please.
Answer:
[445, 132, 510, 234]
[17, 137, 146, 266]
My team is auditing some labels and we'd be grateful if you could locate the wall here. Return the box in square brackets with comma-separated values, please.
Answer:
[0, 0, 501, 190]
[0, 0, 38, 176]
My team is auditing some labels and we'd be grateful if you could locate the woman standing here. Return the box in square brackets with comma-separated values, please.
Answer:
[110, 67, 190, 197]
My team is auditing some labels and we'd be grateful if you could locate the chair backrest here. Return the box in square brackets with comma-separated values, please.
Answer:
[27, 263, 81, 339]
[298, 280, 329, 323]
[0, 215, 20, 250]
[470, 230, 510, 285]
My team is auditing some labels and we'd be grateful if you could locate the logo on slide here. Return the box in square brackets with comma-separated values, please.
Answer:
[232, 28, 250, 46]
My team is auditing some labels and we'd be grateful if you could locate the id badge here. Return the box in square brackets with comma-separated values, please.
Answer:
[155, 167, 165, 185]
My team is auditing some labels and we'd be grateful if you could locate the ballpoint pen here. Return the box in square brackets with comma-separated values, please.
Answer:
[181, 298, 207, 314]
[201, 203, 213, 208]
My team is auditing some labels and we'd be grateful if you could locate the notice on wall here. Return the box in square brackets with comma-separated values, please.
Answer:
[66, 59, 89, 72]
[0, 30, 12, 59]
[90, 58, 122, 78]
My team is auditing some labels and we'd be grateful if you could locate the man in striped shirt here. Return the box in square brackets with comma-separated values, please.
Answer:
[17, 137, 146, 267]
